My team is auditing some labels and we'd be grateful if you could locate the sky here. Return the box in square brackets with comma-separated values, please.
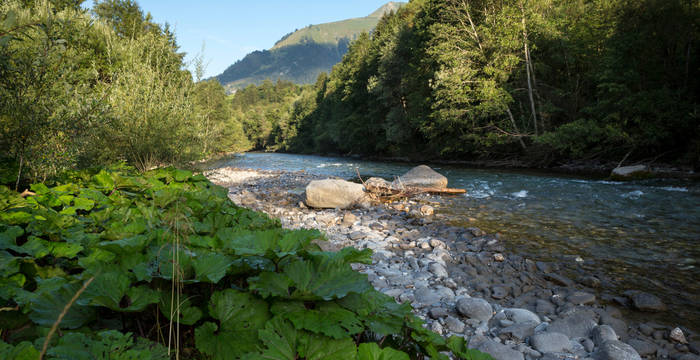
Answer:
[87, 1, 394, 78]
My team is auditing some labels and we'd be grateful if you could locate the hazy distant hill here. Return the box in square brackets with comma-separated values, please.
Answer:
[215, 2, 405, 91]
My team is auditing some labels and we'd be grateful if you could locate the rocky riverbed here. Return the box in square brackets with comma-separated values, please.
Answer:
[206, 167, 699, 360]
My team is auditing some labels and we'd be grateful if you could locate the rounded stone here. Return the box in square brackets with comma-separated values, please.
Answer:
[505, 308, 541, 324]
[630, 292, 667, 312]
[592, 325, 619, 346]
[456, 297, 493, 322]
[593, 340, 642, 360]
[445, 316, 466, 333]
[531, 332, 571, 353]
[568, 291, 596, 305]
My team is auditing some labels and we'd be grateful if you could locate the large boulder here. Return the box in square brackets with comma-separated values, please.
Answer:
[611, 165, 651, 180]
[305, 179, 367, 209]
[394, 165, 448, 189]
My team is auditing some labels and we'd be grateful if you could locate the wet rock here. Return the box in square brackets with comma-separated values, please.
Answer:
[394, 165, 448, 189]
[493, 253, 505, 262]
[500, 322, 537, 341]
[627, 338, 657, 356]
[593, 340, 642, 360]
[581, 276, 602, 288]
[600, 316, 629, 342]
[548, 311, 597, 338]
[536, 299, 556, 315]
[630, 292, 667, 312]
[429, 307, 448, 319]
[670, 327, 688, 344]
[545, 273, 575, 287]
[505, 308, 541, 324]
[582, 338, 595, 352]
[445, 316, 466, 333]
[491, 286, 509, 299]
[305, 179, 367, 209]
[611, 165, 649, 180]
[531, 332, 572, 353]
[429, 238, 446, 249]
[568, 291, 596, 305]
[477, 340, 525, 360]
[456, 297, 493, 322]
[638, 323, 654, 337]
[592, 325, 619, 346]
[414, 287, 442, 306]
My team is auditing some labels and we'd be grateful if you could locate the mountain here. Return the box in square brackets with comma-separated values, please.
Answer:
[215, 2, 405, 91]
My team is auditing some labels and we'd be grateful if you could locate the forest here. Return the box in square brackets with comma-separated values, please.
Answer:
[230, 0, 699, 168]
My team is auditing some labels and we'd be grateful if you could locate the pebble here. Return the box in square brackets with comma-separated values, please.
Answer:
[478, 339, 525, 360]
[592, 325, 619, 346]
[593, 340, 642, 360]
[429, 262, 449, 278]
[429, 307, 448, 319]
[670, 327, 688, 344]
[548, 311, 597, 338]
[505, 308, 541, 324]
[494, 253, 505, 262]
[627, 338, 658, 356]
[420, 205, 434, 216]
[568, 291, 596, 305]
[445, 316, 466, 333]
[456, 297, 493, 322]
[531, 332, 572, 353]
[491, 286, 508, 299]
[349, 231, 366, 240]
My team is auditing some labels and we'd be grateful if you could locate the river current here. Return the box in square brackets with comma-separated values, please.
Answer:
[207, 152, 700, 329]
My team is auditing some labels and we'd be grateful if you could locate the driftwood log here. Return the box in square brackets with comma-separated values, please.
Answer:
[357, 169, 466, 201]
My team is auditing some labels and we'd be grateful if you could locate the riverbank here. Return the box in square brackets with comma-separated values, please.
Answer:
[206, 166, 698, 360]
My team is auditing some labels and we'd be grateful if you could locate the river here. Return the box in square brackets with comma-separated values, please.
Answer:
[206, 152, 700, 330]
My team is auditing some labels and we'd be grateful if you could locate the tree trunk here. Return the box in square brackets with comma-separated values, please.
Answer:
[506, 107, 528, 150]
[520, 3, 539, 136]
[15, 153, 23, 192]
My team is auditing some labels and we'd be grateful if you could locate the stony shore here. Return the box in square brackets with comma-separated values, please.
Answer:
[206, 167, 699, 360]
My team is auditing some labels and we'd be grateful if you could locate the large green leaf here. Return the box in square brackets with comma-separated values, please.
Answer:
[0, 341, 40, 360]
[209, 289, 270, 331]
[81, 271, 157, 312]
[158, 293, 203, 326]
[271, 301, 363, 339]
[192, 252, 232, 283]
[195, 322, 259, 360]
[98, 235, 150, 255]
[0, 226, 23, 249]
[337, 291, 411, 336]
[299, 333, 357, 360]
[285, 258, 371, 300]
[357, 343, 410, 360]
[257, 317, 299, 360]
[29, 280, 97, 329]
[46, 330, 169, 360]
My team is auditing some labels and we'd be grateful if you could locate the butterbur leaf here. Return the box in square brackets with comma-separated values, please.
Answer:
[229, 256, 275, 275]
[121, 286, 159, 312]
[257, 317, 299, 360]
[248, 272, 293, 298]
[275, 229, 322, 256]
[285, 258, 371, 300]
[0, 226, 23, 249]
[99, 235, 150, 255]
[93, 171, 115, 189]
[173, 169, 192, 182]
[193, 252, 232, 283]
[272, 301, 363, 339]
[159, 293, 203, 325]
[357, 343, 410, 360]
[217, 229, 275, 256]
[73, 197, 95, 211]
[337, 291, 411, 336]
[298, 333, 357, 360]
[29, 280, 96, 329]
[209, 289, 270, 331]
[195, 322, 259, 360]
[47, 330, 169, 360]
[81, 270, 130, 309]
[0, 341, 39, 360]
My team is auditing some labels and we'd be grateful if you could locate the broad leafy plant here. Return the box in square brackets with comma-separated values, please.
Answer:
[0, 166, 491, 359]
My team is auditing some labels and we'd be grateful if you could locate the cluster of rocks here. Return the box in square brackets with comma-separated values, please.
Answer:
[206, 166, 699, 360]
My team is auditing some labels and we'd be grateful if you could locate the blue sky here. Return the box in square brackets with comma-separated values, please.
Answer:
[86, 1, 393, 78]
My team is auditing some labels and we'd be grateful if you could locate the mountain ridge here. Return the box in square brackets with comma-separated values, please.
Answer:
[215, 2, 406, 91]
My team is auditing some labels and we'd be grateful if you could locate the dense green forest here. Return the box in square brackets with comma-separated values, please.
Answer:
[0, 2, 497, 359]
[229, 0, 699, 168]
[0, 0, 248, 188]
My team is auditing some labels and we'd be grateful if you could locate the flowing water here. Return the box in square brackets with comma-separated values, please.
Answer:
[207, 152, 700, 330]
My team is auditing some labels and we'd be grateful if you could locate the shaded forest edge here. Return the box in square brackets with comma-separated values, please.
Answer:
[229, 0, 699, 173]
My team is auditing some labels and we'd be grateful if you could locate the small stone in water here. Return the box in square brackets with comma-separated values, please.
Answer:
[494, 253, 505, 262]
[420, 205, 434, 216]
[670, 327, 688, 344]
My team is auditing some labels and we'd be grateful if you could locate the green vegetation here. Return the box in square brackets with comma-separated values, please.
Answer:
[0, 166, 491, 359]
[230, 0, 699, 168]
[0, 0, 247, 188]
[214, 2, 406, 90]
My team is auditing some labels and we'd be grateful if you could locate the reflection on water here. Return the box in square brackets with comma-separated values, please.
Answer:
[207, 152, 700, 329]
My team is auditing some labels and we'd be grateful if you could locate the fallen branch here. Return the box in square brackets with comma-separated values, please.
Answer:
[19, 189, 35, 198]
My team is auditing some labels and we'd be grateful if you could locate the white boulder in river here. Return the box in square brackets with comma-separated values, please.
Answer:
[611, 165, 649, 179]
[305, 179, 367, 209]
[394, 165, 448, 189]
